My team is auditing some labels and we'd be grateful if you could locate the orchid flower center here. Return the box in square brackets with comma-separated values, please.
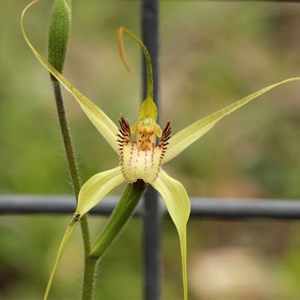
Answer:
[118, 116, 171, 183]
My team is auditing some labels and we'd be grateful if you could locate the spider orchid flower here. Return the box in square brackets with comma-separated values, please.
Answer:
[21, 2, 300, 299]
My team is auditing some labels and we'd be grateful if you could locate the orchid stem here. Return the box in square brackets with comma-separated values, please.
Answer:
[89, 180, 148, 259]
[51, 79, 95, 300]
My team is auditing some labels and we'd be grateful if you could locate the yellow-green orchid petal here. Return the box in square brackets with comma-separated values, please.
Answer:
[44, 166, 125, 299]
[44, 214, 79, 300]
[21, 1, 119, 154]
[76, 166, 126, 217]
[152, 170, 190, 300]
[163, 77, 300, 164]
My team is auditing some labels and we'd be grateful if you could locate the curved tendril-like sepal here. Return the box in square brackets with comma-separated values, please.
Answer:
[118, 27, 153, 100]
[21, 0, 120, 154]
[163, 77, 300, 164]
[118, 27, 158, 122]
[152, 170, 191, 300]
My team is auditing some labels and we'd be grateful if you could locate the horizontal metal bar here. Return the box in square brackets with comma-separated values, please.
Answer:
[189, 198, 300, 219]
[1, 195, 300, 220]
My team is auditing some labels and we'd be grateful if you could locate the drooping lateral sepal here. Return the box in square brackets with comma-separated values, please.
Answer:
[43, 167, 125, 299]
[152, 170, 190, 300]
[43, 214, 79, 300]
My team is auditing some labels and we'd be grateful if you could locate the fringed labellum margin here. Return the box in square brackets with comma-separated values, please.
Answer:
[118, 116, 171, 183]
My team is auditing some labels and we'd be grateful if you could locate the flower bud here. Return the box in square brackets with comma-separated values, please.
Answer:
[48, 0, 72, 75]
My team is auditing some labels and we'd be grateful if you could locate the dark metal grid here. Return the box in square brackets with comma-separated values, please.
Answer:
[141, 0, 162, 299]
[2, 195, 300, 220]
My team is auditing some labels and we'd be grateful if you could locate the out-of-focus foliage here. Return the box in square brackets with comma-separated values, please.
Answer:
[1, 1, 300, 299]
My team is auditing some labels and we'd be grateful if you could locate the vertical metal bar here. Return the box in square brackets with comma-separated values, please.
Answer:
[141, 0, 162, 299]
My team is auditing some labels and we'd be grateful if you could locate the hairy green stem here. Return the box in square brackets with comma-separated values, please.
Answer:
[51, 80, 81, 196]
[90, 180, 148, 259]
[51, 79, 95, 299]
[82, 256, 98, 300]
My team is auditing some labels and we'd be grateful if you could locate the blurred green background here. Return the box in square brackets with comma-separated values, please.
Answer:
[1, 0, 300, 299]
